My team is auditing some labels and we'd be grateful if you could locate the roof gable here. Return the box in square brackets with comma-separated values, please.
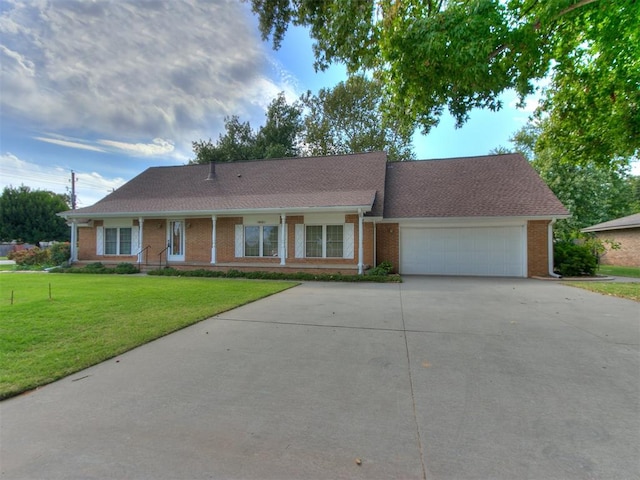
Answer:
[383, 153, 569, 218]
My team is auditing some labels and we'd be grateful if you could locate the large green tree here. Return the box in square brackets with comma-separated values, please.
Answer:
[193, 85, 415, 163]
[300, 75, 414, 161]
[248, 0, 639, 165]
[192, 93, 303, 164]
[509, 121, 637, 240]
[0, 186, 70, 244]
[255, 92, 304, 158]
[192, 116, 258, 164]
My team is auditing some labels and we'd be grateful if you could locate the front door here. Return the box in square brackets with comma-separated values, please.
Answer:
[167, 220, 185, 261]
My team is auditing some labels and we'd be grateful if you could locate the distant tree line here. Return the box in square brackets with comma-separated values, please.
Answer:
[0, 186, 70, 244]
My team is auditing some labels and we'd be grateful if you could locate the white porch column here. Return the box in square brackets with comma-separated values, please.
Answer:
[211, 215, 217, 264]
[358, 209, 364, 274]
[280, 214, 286, 265]
[70, 220, 78, 262]
[137, 218, 144, 263]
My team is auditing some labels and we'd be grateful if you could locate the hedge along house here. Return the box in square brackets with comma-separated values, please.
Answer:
[59, 151, 569, 277]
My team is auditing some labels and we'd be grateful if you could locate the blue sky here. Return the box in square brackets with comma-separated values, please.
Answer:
[0, 0, 593, 208]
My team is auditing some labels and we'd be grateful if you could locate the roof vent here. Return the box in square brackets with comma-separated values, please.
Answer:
[205, 161, 216, 180]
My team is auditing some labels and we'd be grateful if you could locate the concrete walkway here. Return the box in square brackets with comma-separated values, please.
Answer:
[1, 277, 639, 479]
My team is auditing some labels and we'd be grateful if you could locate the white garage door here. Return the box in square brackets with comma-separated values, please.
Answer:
[400, 226, 525, 277]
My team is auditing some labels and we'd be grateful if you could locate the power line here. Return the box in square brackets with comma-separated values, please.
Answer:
[0, 169, 122, 191]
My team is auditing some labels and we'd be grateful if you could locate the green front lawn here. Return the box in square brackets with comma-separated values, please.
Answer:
[564, 281, 640, 302]
[597, 265, 640, 278]
[0, 274, 295, 399]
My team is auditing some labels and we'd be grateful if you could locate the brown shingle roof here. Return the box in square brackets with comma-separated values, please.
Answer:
[63, 152, 568, 220]
[582, 213, 640, 232]
[383, 153, 569, 218]
[66, 151, 388, 217]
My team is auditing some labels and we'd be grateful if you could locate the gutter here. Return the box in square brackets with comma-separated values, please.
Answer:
[548, 218, 561, 278]
[57, 204, 374, 220]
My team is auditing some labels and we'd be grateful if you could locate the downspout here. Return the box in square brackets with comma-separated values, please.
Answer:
[548, 218, 561, 278]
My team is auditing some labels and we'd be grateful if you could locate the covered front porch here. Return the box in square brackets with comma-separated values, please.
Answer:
[68, 209, 376, 275]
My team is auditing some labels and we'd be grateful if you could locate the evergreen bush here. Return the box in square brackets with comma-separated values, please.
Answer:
[554, 241, 597, 277]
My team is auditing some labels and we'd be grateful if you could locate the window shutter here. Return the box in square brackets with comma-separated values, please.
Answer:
[131, 226, 139, 255]
[234, 224, 243, 257]
[295, 224, 304, 258]
[343, 223, 354, 259]
[96, 226, 104, 256]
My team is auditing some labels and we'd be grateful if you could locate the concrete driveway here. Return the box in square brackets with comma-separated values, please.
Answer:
[2, 277, 639, 479]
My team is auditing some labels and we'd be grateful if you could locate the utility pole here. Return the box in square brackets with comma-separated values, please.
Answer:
[71, 170, 77, 210]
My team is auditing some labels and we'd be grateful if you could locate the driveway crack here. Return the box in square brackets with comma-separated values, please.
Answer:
[399, 287, 428, 480]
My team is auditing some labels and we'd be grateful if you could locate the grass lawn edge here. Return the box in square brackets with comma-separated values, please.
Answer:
[1, 276, 299, 400]
[562, 281, 640, 302]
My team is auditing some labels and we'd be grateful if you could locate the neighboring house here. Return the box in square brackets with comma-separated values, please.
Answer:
[59, 152, 569, 277]
[581, 213, 640, 267]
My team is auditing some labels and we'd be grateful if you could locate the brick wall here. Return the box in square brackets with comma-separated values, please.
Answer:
[376, 223, 399, 273]
[185, 218, 212, 262]
[216, 217, 243, 262]
[344, 214, 375, 268]
[142, 219, 166, 260]
[596, 229, 640, 267]
[78, 223, 98, 260]
[527, 220, 550, 277]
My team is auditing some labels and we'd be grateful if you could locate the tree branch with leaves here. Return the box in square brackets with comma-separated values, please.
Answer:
[247, 0, 639, 166]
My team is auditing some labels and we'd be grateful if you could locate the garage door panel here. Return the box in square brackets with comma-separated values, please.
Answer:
[400, 226, 524, 277]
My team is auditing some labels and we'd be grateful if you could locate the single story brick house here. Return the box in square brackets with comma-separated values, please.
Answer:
[581, 213, 640, 267]
[59, 152, 568, 277]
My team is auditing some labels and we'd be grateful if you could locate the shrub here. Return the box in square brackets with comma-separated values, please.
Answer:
[8, 247, 50, 266]
[368, 261, 393, 276]
[52, 262, 140, 275]
[146, 267, 402, 282]
[84, 262, 108, 272]
[49, 242, 71, 265]
[114, 263, 139, 274]
[554, 241, 597, 277]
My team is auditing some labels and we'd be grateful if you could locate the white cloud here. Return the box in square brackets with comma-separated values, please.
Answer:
[97, 138, 175, 156]
[0, 0, 299, 150]
[33, 134, 178, 158]
[0, 152, 125, 207]
[35, 137, 106, 152]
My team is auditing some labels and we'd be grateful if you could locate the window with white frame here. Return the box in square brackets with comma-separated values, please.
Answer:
[244, 225, 279, 257]
[104, 227, 132, 255]
[305, 225, 343, 258]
